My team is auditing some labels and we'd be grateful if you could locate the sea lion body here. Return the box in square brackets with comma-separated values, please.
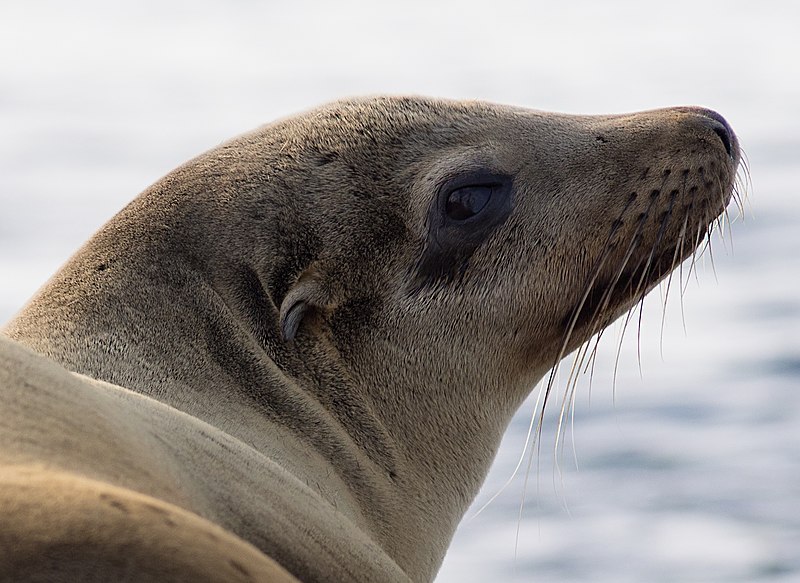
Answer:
[1, 97, 740, 581]
[0, 336, 396, 582]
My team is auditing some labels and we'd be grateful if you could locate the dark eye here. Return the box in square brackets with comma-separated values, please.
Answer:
[445, 185, 493, 220]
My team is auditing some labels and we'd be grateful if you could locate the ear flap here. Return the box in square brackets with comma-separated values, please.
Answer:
[280, 299, 309, 342]
[279, 270, 333, 342]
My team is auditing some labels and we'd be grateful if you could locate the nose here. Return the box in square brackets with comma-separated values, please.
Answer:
[688, 108, 738, 159]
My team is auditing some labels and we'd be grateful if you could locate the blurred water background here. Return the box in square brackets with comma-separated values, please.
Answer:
[1, 1, 798, 581]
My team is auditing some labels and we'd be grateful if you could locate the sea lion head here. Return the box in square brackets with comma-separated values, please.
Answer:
[256, 97, 740, 406]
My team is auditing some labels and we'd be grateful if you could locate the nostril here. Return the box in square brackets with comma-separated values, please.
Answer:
[691, 108, 736, 158]
[711, 124, 733, 157]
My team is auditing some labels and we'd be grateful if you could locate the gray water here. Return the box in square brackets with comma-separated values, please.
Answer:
[1, 1, 798, 581]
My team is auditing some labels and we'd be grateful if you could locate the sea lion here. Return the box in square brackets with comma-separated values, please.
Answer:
[0, 96, 740, 582]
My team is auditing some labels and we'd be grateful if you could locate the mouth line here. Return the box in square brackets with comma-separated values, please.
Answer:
[563, 236, 693, 334]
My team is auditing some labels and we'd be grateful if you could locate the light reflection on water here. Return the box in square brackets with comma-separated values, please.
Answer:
[1, 2, 798, 581]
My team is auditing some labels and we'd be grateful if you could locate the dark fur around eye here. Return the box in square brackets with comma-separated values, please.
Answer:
[411, 172, 514, 291]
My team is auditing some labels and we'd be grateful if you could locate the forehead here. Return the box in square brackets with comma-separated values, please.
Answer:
[289, 97, 509, 146]
[294, 98, 556, 183]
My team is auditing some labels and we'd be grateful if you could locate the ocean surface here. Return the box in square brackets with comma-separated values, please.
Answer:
[1, 1, 798, 581]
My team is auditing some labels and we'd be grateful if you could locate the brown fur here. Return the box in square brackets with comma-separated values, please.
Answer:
[2, 97, 739, 581]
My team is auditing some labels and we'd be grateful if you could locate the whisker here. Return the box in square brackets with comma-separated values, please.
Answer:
[683, 218, 707, 294]
[661, 211, 690, 346]
[512, 196, 642, 552]
[469, 378, 548, 521]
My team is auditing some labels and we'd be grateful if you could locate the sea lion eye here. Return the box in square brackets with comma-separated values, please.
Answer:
[445, 185, 493, 220]
[412, 171, 514, 290]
